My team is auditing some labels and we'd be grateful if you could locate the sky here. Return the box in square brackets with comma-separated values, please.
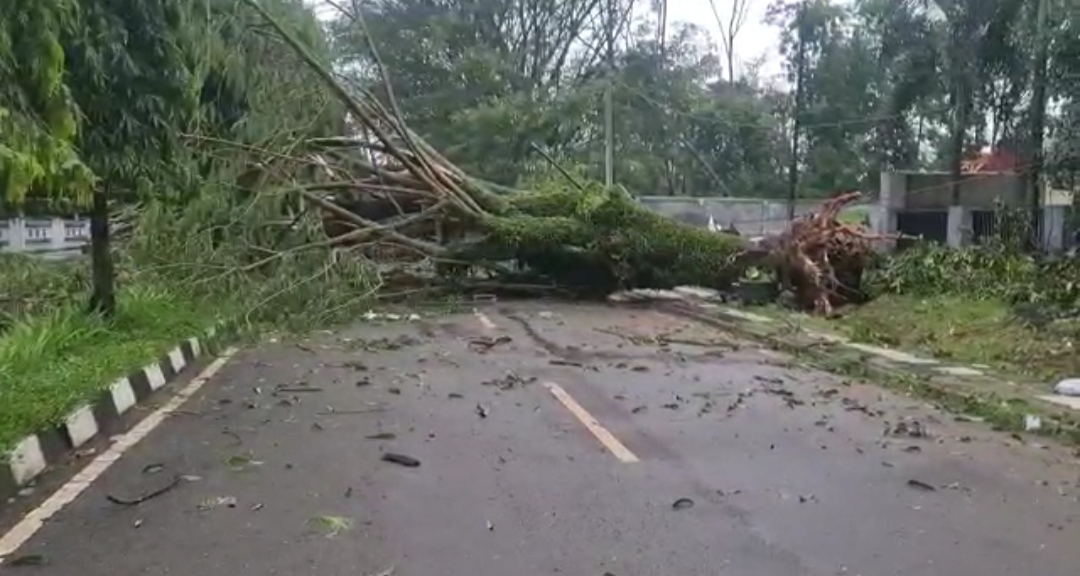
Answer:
[309, 0, 788, 82]
[667, 0, 785, 82]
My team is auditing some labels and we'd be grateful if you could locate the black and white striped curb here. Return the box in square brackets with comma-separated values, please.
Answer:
[1, 325, 228, 502]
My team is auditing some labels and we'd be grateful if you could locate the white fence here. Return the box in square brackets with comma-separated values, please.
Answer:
[637, 196, 876, 236]
[0, 217, 89, 259]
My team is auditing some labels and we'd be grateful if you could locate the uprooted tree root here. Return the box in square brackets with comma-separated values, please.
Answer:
[763, 191, 893, 316]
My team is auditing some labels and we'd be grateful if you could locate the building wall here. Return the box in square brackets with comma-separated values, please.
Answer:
[637, 196, 840, 236]
[903, 172, 1027, 210]
[878, 171, 1075, 251]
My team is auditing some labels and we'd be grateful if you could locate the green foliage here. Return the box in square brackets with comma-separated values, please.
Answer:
[0, 0, 366, 448]
[194, 0, 344, 145]
[868, 238, 1080, 314]
[0, 0, 96, 208]
[324, 0, 1077, 197]
[0, 254, 90, 329]
[866, 242, 1039, 300]
[472, 171, 746, 293]
[0, 283, 218, 452]
[124, 179, 381, 331]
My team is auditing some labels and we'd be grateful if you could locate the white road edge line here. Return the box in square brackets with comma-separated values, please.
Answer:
[0, 347, 240, 565]
[544, 381, 640, 463]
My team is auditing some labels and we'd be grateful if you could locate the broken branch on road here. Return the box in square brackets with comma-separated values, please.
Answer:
[382, 453, 421, 467]
[106, 474, 184, 506]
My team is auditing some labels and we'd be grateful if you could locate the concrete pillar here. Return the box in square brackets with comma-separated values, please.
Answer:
[877, 172, 908, 253]
[1041, 205, 1065, 252]
[8, 217, 27, 251]
[50, 217, 66, 250]
[878, 172, 907, 236]
[946, 206, 971, 248]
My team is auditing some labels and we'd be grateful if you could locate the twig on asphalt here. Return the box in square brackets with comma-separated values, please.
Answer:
[317, 406, 388, 415]
[222, 429, 243, 446]
[275, 385, 324, 393]
[106, 474, 183, 506]
[381, 453, 420, 467]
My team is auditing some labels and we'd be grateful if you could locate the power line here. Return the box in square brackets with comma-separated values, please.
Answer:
[612, 77, 951, 131]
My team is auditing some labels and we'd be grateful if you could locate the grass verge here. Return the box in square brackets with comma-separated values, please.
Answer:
[826, 295, 1079, 384]
[672, 304, 1080, 446]
[0, 283, 223, 454]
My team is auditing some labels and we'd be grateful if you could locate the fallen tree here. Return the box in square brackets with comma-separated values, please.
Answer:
[222, 0, 748, 300]
[224, 1, 888, 312]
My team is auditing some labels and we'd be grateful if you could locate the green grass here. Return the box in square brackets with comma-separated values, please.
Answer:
[0, 284, 221, 453]
[830, 294, 1080, 384]
[0, 254, 89, 329]
[700, 305, 1080, 443]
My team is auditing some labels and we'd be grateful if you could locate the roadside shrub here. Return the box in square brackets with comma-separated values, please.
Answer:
[865, 241, 1038, 299]
[864, 201, 1080, 312]
[0, 254, 90, 332]
[866, 241, 1080, 312]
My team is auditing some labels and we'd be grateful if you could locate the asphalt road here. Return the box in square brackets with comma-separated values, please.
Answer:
[3, 301, 1079, 575]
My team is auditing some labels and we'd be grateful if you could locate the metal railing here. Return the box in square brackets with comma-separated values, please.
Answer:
[0, 218, 89, 259]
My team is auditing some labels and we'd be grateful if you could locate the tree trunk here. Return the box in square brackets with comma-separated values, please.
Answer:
[88, 186, 116, 317]
[786, 6, 807, 220]
[948, 71, 967, 206]
[1027, 0, 1050, 250]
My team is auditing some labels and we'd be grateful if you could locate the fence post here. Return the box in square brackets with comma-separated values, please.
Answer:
[1041, 205, 1065, 252]
[50, 218, 66, 251]
[8, 217, 27, 251]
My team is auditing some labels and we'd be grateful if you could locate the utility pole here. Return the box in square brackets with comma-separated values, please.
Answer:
[1028, 0, 1050, 246]
[656, 0, 667, 53]
[604, 0, 616, 187]
[786, 2, 807, 220]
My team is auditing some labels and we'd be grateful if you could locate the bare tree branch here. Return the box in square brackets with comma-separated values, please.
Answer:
[707, 0, 752, 83]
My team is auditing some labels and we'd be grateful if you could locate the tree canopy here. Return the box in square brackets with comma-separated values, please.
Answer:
[326, 0, 1079, 198]
[2, 0, 342, 213]
[5, 0, 1077, 208]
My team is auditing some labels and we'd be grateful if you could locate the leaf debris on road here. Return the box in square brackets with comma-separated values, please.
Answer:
[8, 554, 47, 566]
[225, 453, 263, 471]
[672, 497, 695, 510]
[888, 418, 928, 438]
[469, 335, 512, 353]
[309, 515, 353, 537]
[197, 495, 238, 511]
[482, 371, 534, 390]
[907, 479, 937, 492]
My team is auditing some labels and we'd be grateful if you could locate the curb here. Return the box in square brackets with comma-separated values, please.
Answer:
[0, 322, 233, 502]
[697, 305, 1080, 412]
[610, 286, 1080, 415]
[644, 295, 1080, 442]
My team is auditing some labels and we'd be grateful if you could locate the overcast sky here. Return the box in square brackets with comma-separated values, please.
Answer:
[309, 1, 789, 82]
[667, 0, 783, 80]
